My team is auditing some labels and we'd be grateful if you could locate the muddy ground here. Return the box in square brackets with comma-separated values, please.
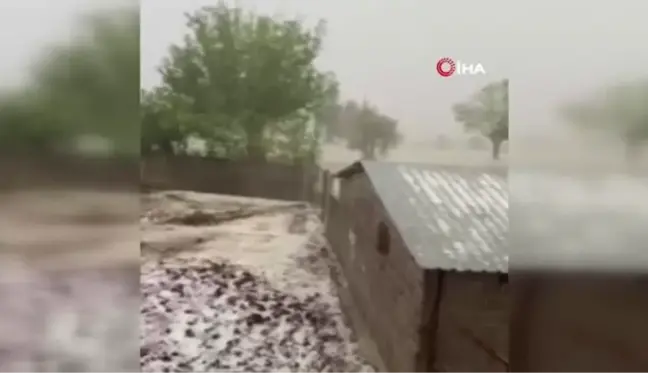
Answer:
[140, 190, 375, 372]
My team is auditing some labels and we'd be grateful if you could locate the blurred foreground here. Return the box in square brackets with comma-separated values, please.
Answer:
[0, 2, 139, 371]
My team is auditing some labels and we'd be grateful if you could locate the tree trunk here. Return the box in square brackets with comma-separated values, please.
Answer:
[362, 145, 376, 160]
[360, 137, 378, 160]
[159, 140, 175, 155]
[491, 138, 503, 160]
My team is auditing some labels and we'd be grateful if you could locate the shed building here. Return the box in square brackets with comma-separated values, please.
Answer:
[326, 161, 509, 372]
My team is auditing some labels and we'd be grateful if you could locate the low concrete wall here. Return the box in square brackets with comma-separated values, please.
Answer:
[0, 155, 137, 191]
[142, 155, 317, 201]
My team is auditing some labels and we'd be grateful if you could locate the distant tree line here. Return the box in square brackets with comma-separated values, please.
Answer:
[1, 2, 645, 165]
[451, 76, 648, 163]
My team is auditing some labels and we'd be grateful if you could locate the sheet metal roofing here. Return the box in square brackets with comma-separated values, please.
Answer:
[338, 161, 508, 272]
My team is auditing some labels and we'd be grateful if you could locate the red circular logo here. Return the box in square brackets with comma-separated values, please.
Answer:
[436, 57, 455, 77]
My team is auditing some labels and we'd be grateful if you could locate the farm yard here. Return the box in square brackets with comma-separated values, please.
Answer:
[138, 155, 511, 372]
[139, 190, 373, 372]
[0, 0, 646, 371]
[139, 153, 648, 372]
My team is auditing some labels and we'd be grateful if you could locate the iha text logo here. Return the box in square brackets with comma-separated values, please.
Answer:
[436, 57, 486, 77]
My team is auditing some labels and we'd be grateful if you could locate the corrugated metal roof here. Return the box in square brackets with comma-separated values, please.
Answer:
[359, 161, 508, 272]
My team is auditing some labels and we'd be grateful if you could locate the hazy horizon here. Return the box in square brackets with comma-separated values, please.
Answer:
[141, 0, 648, 144]
[1, 0, 646, 145]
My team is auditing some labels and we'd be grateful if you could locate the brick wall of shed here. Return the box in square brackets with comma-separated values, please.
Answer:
[434, 272, 510, 372]
[337, 172, 426, 372]
[512, 273, 648, 372]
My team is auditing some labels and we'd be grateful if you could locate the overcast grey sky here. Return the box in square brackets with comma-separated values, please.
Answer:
[0, 0, 133, 88]
[0, 0, 81, 89]
[141, 0, 648, 141]
[141, 0, 506, 138]
[2, 0, 647, 141]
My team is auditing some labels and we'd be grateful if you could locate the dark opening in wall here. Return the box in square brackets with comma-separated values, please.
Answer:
[498, 273, 509, 286]
[377, 221, 390, 256]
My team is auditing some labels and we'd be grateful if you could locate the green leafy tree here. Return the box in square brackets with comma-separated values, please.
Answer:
[141, 86, 248, 157]
[560, 79, 648, 162]
[346, 101, 403, 160]
[452, 79, 509, 160]
[0, 7, 139, 156]
[155, 3, 338, 161]
[0, 91, 69, 152]
[140, 87, 192, 155]
[265, 110, 321, 163]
